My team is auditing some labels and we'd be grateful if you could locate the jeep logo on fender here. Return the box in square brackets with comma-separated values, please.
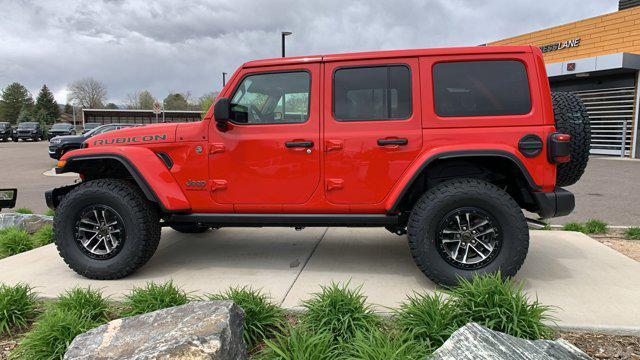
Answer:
[92, 134, 167, 146]
[185, 179, 206, 189]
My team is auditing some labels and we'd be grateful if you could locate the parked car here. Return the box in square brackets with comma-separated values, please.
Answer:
[14, 122, 45, 142]
[48, 123, 141, 159]
[82, 122, 101, 134]
[0, 122, 13, 142]
[46, 46, 590, 285]
[0, 189, 17, 212]
[48, 123, 76, 139]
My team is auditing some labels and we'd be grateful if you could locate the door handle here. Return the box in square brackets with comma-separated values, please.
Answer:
[285, 141, 314, 148]
[377, 138, 408, 146]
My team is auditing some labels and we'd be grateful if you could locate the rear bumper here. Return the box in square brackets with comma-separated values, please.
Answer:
[532, 187, 575, 219]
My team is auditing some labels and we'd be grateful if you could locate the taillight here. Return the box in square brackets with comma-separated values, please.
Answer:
[548, 133, 571, 164]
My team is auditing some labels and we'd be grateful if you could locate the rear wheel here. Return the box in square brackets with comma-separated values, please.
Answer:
[407, 178, 529, 286]
[54, 179, 161, 279]
[169, 223, 210, 233]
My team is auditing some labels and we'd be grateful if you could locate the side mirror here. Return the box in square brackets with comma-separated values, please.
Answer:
[214, 98, 231, 132]
[0, 189, 17, 211]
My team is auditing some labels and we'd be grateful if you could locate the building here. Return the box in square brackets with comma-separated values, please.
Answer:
[490, 0, 640, 158]
[81, 109, 202, 127]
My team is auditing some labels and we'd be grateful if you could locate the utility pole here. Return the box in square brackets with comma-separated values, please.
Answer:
[281, 31, 292, 57]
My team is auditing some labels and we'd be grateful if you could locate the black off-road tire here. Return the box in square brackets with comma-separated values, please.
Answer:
[407, 178, 529, 286]
[169, 223, 210, 233]
[54, 179, 161, 279]
[551, 92, 591, 187]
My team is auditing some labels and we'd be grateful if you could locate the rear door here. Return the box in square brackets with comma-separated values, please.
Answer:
[323, 58, 422, 205]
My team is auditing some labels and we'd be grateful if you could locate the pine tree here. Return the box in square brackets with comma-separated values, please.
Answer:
[64, 103, 73, 115]
[34, 85, 60, 124]
[0, 82, 33, 124]
[17, 103, 33, 123]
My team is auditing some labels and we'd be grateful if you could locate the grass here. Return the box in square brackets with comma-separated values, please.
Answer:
[121, 281, 190, 317]
[258, 326, 337, 360]
[300, 282, 379, 343]
[14, 208, 33, 214]
[448, 272, 556, 340]
[624, 227, 640, 240]
[44, 209, 55, 217]
[0, 283, 39, 336]
[562, 222, 585, 232]
[207, 286, 284, 349]
[52, 287, 110, 322]
[341, 326, 432, 360]
[394, 292, 460, 348]
[32, 225, 54, 247]
[0, 228, 34, 256]
[11, 309, 100, 360]
[584, 219, 607, 234]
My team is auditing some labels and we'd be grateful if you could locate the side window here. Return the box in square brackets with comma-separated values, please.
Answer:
[333, 65, 411, 121]
[229, 71, 310, 125]
[433, 60, 531, 117]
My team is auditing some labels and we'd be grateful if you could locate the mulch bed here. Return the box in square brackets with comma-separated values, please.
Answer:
[559, 331, 640, 359]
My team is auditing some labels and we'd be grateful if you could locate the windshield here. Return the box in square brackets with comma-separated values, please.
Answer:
[84, 123, 100, 130]
[0, 124, 7, 129]
[85, 125, 110, 136]
[18, 123, 36, 129]
[51, 124, 70, 130]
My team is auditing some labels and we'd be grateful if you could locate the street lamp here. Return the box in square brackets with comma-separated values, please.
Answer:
[281, 31, 292, 57]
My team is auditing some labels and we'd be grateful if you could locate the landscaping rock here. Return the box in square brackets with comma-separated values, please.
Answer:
[431, 322, 591, 360]
[64, 301, 246, 360]
[0, 213, 52, 233]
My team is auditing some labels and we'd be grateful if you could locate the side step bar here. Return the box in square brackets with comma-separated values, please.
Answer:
[165, 213, 399, 227]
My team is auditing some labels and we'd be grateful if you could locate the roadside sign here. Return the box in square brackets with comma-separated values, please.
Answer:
[153, 102, 162, 115]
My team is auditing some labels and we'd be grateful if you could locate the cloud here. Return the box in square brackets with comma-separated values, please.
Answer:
[0, 0, 616, 104]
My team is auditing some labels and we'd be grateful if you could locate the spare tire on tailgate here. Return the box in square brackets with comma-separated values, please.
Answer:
[551, 92, 591, 187]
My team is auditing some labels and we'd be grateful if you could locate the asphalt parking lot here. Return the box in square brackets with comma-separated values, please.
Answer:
[0, 141, 639, 225]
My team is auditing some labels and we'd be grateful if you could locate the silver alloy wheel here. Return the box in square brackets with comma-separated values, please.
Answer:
[74, 205, 125, 260]
[436, 207, 502, 270]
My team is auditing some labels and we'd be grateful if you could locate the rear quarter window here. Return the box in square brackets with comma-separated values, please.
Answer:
[433, 60, 531, 117]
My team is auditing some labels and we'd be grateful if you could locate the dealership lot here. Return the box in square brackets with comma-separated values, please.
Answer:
[0, 141, 639, 225]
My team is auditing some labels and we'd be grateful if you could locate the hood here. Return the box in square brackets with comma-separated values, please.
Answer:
[50, 134, 85, 143]
[88, 123, 178, 148]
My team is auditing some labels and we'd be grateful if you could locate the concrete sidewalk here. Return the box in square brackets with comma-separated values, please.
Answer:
[0, 228, 638, 334]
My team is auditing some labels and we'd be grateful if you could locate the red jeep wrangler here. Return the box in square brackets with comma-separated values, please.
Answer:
[46, 46, 590, 285]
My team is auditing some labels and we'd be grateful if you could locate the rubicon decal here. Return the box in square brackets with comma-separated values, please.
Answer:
[93, 134, 167, 146]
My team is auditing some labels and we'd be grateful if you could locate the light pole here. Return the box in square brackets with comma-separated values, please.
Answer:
[222, 72, 227, 87]
[281, 31, 292, 57]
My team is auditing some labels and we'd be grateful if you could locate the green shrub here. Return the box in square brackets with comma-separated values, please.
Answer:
[0, 283, 39, 336]
[0, 228, 34, 256]
[121, 281, 190, 317]
[15, 208, 33, 214]
[624, 227, 640, 240]
[258, 326, 336, 360]
[11, 309, 99, 360]
[394, 292, 459, 347]
[44, 209, 55, 217]
[32, 225, 54, 247]
[562, 222, 585, 232]
[448, 273, 555, 340]
[300, 282, 379, 342]
[208, 286, 284, 349]
[340, 326, 433, 360]
[53, 287, 110, 322]
[584, 219, 607, 234]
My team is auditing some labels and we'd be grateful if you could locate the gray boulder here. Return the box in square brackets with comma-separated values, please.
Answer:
[0, 213, 52, 233]
[64, 301, 246, 360]
[431, 322, 591, 360]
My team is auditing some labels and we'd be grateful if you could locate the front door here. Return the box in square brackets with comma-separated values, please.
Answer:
[323, 58, 423, 205]
[209, 64, 321, 206]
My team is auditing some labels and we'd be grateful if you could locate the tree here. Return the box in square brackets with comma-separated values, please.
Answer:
[64, 103, 73, 114]
[163, 93, 190, 110]
[33, 85, 60, 124]
[197, 91, 219, 118]
[68, 78, 107, 109]
[0, 82, 33, 124]
[126, 90, 156, 109]
[17, 103, 33, 123]
[105, 103, 119, 109]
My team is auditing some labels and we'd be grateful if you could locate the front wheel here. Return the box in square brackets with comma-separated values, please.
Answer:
[54, 179, 161, 279]
[407, 178, 529, 286]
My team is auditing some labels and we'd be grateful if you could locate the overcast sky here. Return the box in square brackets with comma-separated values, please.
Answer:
[0, 0, 616, 105]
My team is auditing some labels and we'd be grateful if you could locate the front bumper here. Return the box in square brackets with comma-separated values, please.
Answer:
[532, 187, 575, 219]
